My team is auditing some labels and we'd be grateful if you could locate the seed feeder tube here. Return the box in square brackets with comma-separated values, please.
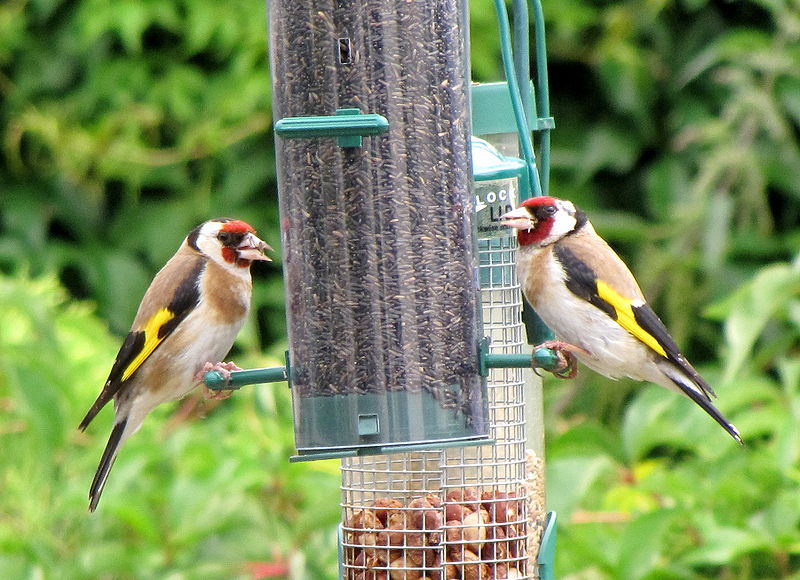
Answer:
[269, 0, 489, 460]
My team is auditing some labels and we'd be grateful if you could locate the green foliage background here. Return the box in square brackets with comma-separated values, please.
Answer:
[1, 0, 798, 578]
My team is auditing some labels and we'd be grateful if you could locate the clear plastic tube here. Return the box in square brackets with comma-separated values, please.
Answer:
[269, 0, 487, 452]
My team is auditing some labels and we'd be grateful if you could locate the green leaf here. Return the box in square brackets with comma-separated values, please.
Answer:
[617, 510, 679, 580]
[677, 29, 775, 87]
[546, 455, 616, 518]
[575, 122, 642, 183]
[684, 521, 766, 566]
[597, 41, 656, 133]
[549, 421, 627, 464]
[622, 388, 685, 460]
[707, 262, 800, 384]
[701, 192, 734, 274]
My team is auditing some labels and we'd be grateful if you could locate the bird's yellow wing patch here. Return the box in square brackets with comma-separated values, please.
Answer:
[121, 307, 175, 381]
[595, 280, 667, 358]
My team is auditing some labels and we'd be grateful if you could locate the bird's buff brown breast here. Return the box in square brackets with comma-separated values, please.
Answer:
[202, 260, 251, 322]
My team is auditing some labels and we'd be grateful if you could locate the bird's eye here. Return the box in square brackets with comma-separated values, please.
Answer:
[218, 232, 233, 244]
[534, 205, 556, 219]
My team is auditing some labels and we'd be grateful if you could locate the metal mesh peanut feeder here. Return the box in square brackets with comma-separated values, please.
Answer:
[205, 0, 557, 577]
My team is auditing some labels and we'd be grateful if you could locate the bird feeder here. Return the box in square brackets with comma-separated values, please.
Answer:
[206, 0, 558, 577]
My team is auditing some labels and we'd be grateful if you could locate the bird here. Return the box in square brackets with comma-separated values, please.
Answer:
[79, 218, 272, 511]
[501, 196, 741, 443]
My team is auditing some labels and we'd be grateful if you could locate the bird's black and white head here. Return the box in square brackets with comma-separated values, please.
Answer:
[500, 196, 586, 247]
[187, 218, 272, 269]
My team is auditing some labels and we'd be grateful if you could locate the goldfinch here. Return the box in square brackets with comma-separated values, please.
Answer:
[79, 218, 271, 511]
[501, 197, 741, 443]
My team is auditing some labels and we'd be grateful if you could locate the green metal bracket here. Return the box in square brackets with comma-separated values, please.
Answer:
[274, 107, 389, 147]
[478, 337, 564, 376]
[537, 511, 558, 580]
[489, 0, 554, 198]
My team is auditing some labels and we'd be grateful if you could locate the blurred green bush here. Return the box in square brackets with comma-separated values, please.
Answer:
[1, 0, 799, 578]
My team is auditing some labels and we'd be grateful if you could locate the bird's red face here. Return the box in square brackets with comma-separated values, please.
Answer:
[217, 220, 272, 267]
[501, 197, 557, 245]
[190, 218, 272, 268]
[500, 196, 581, 247]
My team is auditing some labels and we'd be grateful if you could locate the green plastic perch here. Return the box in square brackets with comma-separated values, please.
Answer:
[204, 347, 565, 391]
[203, 366, 288, 391]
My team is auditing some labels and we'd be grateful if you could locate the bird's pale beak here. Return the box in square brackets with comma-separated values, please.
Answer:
[236, 232, 273, 261]
[500, 207, 535, 231]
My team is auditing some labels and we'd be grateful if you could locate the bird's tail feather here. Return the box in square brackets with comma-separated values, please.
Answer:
[662, 367, 742, 444]
[88, 418, 127, 512]
[78, 399, 105, 432]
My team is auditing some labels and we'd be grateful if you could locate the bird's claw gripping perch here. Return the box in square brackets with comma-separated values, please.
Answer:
[534, 340, 588, 379]
[198, 361, 243, 399]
